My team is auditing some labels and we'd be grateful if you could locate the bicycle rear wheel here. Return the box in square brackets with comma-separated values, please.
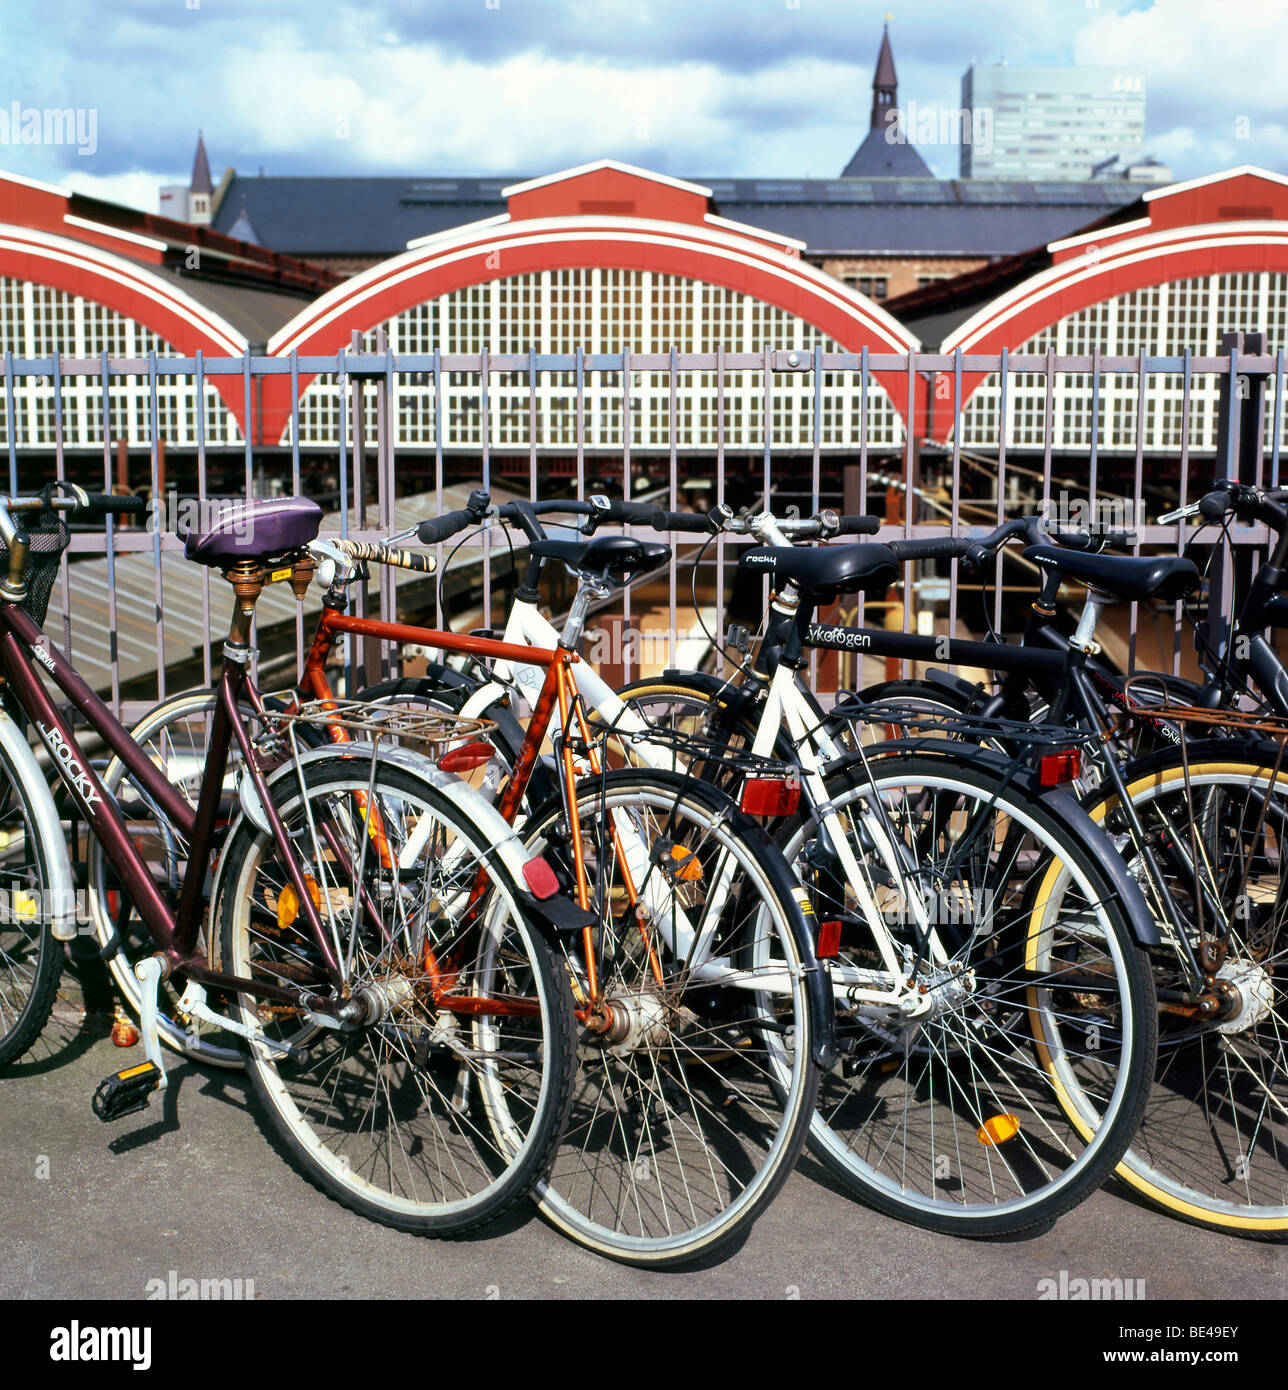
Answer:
[218, 755, 577, 1235]
[1084, 747, 1288, 1237]
[515, 769, 820, 1266]
[778, 751, 1157, 1236]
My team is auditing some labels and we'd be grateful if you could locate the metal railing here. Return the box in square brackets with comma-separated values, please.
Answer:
[0, 330, 1281, 716]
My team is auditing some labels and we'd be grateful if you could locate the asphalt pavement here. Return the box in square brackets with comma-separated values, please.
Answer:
[2, 967, 1284, 1302]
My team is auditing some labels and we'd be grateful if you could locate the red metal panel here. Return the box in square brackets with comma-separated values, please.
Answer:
[506, 167, 709, 227]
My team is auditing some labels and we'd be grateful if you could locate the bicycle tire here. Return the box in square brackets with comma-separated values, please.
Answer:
[218, 755, 578, 1235]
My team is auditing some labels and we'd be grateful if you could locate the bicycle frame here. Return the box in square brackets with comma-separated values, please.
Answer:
[0, 597, 345, 1008]
[295, 591, 835, 1029]
[379, 587, 948, 1012]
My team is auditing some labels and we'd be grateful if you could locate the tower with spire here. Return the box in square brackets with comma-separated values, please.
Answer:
[188, 133, 213, 225]
[841, 23, 931, 178]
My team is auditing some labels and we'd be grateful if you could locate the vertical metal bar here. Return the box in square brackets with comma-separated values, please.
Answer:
[149, 348, 165, 700]
[481, 347, 491, 631]
[5, 350, 18, 492]
[52, 351, 70, 653]
[243, 346, 253, 501]
[668, 343, 678, 671]
[810, 340, 822, 690]
[196, 349, 211, 688]
[528, 343, 538, 503]
[1128, 347, 1148, 673]
[621, 344, 632, 684]
[575, 345, 585, 500]
[377, 327, 395, 677]
[1042, 344, 1055, 512]
[1088, 346, 1099, 510]
[857, 346, 869, 637]
[433, 346, 444, 628]
[948, 348, 963, 668]
[995, 346, 1008, 636]
[100, 348, 121, 714]
[715, 343, 725, 663]
[1175, 347, 1193, 675]
[291, 349, 303, 671]
[337, 347, 351, 693]
[1272, 346, 1284, 490]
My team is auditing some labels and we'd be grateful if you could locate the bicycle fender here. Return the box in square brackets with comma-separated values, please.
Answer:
[823, 742, 1162, 949]
[0, 706, 78, 941]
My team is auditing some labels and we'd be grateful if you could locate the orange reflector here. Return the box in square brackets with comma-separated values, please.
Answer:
[817, 919, 842, 959]
[668, 845, 703, 882]
[977, 1114, 1021, 1146]
[438, 741, 495, 773]
[278, 875, 321, 930]
[740, 774, 802, 818]
[111, 1017, 139, 1048]
[1038, 750, 1081, 787]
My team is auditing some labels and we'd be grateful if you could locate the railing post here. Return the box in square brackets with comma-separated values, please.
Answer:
[1207, 330, 1269, 662]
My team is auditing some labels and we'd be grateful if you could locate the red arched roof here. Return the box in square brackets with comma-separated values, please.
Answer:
[0, 223, 250, 423]
[937, 169, 1288, 436]
[263, 162, 919, 444]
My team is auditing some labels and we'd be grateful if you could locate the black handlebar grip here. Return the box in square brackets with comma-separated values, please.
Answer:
[83, 492, 149, 517]
[416, 508, 478, 545]
[1198, 490, 1229, 522]
[836, 515, 882, 535]
[886, 537, 970, 562]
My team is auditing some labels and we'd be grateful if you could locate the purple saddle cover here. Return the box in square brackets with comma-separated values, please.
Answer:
[183, 497, 323, 566]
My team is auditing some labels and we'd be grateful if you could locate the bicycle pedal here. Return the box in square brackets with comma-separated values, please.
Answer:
[91, 1061, 163, 1122]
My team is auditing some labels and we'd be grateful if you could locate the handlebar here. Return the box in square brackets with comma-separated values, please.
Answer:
[1159, 478, 1288, 533]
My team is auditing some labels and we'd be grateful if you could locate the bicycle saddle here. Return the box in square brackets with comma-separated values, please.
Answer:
[528, 534, 671, 587]
[737, 543, 899, 603]
[183, 497, 324, 567]
[1023, 545, 1200, 603]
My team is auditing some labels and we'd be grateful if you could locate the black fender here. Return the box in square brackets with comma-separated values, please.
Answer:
[522, 766, 837, 1070]
[802, 740, 1162, 949]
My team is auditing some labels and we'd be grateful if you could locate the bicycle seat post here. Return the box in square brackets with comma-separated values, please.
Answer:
[560, 573, 611, 650]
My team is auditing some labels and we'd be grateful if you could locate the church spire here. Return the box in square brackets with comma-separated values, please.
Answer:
[190, 132, 213, 196]
[870, 23, 899, 134]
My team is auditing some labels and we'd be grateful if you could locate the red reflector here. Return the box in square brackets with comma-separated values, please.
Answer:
[739, 774, 802, 817]
[438, 741, 494, 773]
[522, 857, 560, 900]
[1039, 750, 1081, 787]
[817, 919, 842, 959]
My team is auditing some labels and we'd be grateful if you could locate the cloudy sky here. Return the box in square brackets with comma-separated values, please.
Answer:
[1, 0, 1285, 211]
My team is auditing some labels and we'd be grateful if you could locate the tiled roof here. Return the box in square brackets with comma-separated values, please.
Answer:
[214, 172, 1140, 261]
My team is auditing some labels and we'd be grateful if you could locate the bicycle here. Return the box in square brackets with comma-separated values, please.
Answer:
[0, 484, 579, 1235]
[83, 504, 832, 1266]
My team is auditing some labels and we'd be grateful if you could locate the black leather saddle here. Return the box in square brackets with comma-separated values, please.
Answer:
[1024, 546, 1200, 603]
[737, 543, 899, 604]
[528, 534, 672, 587]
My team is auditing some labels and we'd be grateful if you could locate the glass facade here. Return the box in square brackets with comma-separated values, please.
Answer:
[961, 65, 1147, 181]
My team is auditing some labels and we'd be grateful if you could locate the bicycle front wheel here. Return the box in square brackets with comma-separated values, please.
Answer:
[218, 755, 577, 1235]
[0, 730, 62, 1065]
[517, 769, 820, 1266]
[779, 750, 1157, 1236]
[1084, 747, 1288, 1237]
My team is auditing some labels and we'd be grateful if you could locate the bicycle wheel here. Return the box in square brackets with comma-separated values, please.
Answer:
[218, 755, 577, 1234]
[1082, 746, 1288, 1237]
[515, 769, 820, 1266]
[86, 688, 267, 1067]
[776, 750, 1157, 1236]
[0, 731, 62, 1065]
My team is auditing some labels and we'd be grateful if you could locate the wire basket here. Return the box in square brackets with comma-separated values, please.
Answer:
[262, 698, 496, 749]
[0, 511, 70, 626]
[1118, 677, 1288, 744]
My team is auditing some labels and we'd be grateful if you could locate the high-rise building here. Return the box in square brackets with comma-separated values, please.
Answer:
[960, 65, 1146, 180]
